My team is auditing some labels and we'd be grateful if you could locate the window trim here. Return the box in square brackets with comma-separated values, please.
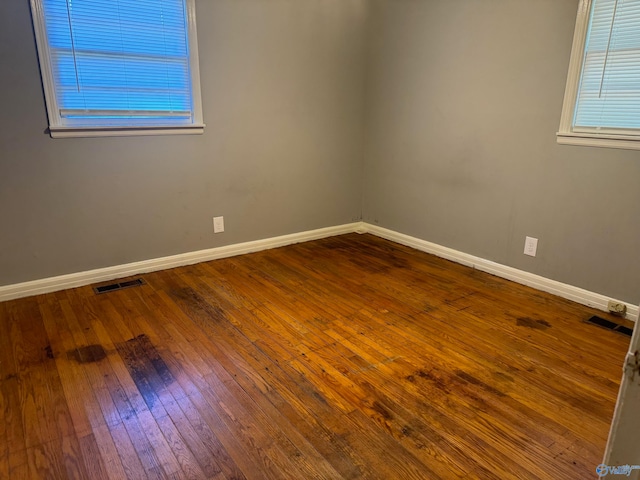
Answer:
[30, 0, 205, 138]
[557, 0, 640, 151]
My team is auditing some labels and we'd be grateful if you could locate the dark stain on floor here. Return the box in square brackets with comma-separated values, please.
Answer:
[411, 369, 451, 394]
[170, 287, 227, 328]
[68, 344, 107, 363]
[116, 334, 174, 410]
[400, 425, 413, 437]
[516, 317, 551, 330]
[371, 400, 393, 421]
[455, 370, 506, 397]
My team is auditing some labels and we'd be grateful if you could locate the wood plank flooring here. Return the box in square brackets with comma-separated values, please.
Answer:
[0, 233, 631, 479]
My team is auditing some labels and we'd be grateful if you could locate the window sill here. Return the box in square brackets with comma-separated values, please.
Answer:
[49, 124, 205, 139]
[556, 132, 640, 151]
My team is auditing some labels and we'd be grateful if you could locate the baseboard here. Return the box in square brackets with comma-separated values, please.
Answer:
[0, 222, 362, 303]
[361, 223, 638, 322]
[2, 221, 636, 322]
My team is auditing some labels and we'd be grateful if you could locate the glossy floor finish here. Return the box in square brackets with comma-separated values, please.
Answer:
[0, 234, 630, 479]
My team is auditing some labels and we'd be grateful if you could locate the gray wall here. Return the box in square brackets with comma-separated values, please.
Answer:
[363, 0, 640, 304]
[3, 0, 640, 306]
[0, 0, 367, 285]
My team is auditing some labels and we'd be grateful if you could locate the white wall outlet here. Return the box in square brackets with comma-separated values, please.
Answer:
[524, 236, 538, 257]
[213, 216, 224, 233]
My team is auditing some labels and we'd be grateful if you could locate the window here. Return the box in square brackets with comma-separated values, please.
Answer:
[558, 0, 640, 150]
[30, 0, 204, 138]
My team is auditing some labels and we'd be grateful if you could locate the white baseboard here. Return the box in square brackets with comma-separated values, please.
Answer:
[361, 223, 638, 322]
[2, 221, 636, 322]
[0, 222, 361, 303]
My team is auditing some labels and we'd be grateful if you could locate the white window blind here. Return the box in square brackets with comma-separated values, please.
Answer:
[31, 0, 204, 137]
[558, 0, 640, 149]
[574, 0, 640, 132]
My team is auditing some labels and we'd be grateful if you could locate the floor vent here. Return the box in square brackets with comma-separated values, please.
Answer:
[585, 315, 633, 337]
[94, 278, 145, 294]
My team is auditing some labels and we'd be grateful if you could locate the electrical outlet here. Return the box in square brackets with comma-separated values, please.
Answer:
[213, 216, 224, 233]
[524, 236, 538, 257]
[607, 300, 627, 316]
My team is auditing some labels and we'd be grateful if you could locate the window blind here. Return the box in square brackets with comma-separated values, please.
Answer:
[574, 0, 640, 132]
[41, 0, 194, 125]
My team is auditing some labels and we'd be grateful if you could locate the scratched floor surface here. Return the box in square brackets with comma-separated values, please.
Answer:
[0, 233, 631, 479]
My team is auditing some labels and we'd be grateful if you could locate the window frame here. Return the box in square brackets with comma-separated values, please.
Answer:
[557, 0, 640, 151]
[30, 0, 205, 138]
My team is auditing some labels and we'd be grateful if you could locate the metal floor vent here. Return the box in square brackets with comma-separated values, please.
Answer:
[586, 315, 633, 337]
[94, 278, 145, 294]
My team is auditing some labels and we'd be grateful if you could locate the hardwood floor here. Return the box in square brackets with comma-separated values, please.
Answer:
[0, 233, 631, 479]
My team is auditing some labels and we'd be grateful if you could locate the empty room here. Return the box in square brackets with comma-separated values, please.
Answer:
[1, 0, 640, 478]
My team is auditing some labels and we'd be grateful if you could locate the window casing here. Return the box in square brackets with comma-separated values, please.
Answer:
[558, 0, 640, 150]
[30, 0, 204, 138]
